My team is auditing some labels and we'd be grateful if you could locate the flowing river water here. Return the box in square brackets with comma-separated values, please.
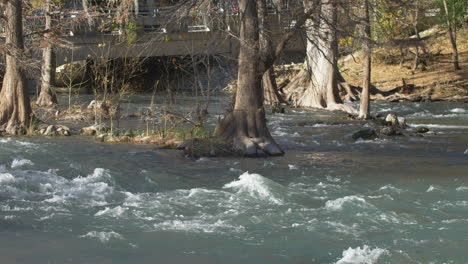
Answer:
[0, 95, 467, 264]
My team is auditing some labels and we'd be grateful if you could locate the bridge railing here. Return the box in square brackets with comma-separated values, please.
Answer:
[20, 3, 297, 37]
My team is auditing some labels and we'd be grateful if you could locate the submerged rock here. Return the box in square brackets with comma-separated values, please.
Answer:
[352, 128, 378, 140]
[379, 126, 398, 136]
[415, 127, 430, 134]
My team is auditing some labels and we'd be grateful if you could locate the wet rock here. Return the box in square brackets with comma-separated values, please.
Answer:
[380, 126, 397, 136]
[272, 104, 285, 114]
[415, 127, 430, 134]
[385, 114, 398, 127]
[352, 128, 378, 140]
[80, 124, 109, 136]
[397, 117, 407, 128]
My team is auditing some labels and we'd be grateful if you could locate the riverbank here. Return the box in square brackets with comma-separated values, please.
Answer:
[341, 27, 468, 100]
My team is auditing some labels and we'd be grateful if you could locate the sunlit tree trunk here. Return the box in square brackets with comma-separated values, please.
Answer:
[37, 0, 58, 107]
[0, 0, 32, 135]
[134, 0, 140, 16]
[284, 0, 356, 113]
[215, 0, 283, 157]
[82, 0, 94, 31]
[358, 0, 371, 119]
[442, 0, 460, 70]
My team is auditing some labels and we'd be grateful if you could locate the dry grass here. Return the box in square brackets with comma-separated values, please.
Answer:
[341, 27, 468, 98]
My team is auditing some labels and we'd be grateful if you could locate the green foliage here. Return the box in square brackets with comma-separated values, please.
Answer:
[174, 125, 211, 141]
[27, 118, 40, 136]
[125, 20, 139, 45]
[435, 0, 467, 27]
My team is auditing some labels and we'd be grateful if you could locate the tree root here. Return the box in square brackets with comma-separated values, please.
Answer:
[215, 109, 284, 157]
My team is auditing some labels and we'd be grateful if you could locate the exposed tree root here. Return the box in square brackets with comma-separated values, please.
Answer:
[215, 108, 284, 157]
[263, 69, 288, 107]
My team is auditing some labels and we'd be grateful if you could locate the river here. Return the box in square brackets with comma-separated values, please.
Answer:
[1, 95, 467, 264]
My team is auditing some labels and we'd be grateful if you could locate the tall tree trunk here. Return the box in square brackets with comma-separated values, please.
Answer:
[82, 0, 94, 31]
[284, 0, 356, 113]
[258, 0, 286, 106]
[37, 0, 58, 107]
[215, 0, 283, 157]
[134, 0, 140, 16]
[412, 0, 427, 71]
[0, 0, 32, 135]
[442, 0, 460, 71]
[358, 0, 371, 119]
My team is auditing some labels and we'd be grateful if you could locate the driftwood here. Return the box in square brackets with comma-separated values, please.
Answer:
[373, 93, 468, 103]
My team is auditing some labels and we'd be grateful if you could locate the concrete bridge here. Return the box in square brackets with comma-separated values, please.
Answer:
[0, 4, 305, 67]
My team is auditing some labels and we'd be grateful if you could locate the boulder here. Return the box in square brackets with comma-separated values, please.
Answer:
[352, 128, 378, 140]
[385, 114, 398, 127]
[41, 125, 71, 136]
[80, 124, 109, 136]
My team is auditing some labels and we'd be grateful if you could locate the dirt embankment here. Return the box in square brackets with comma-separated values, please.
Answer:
[341, 27, 467, 100]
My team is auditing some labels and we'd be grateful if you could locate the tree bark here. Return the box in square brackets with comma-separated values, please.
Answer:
[134, 0, 140, 16]
[284, 0, 356, 114]
[37, 0, 58, 107]
[82, 0, 94, 31]
[0, 0, 32, 135]
[215, 0, 283, 157]
[442, 0, 460, 71]
[358, 0, 371, 119]
[257, 0, 286, 106]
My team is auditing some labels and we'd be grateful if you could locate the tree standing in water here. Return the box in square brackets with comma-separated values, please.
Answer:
[215, 0, 283, 156]
[284, 0, 357, 114]
[0, 0, 32, 135]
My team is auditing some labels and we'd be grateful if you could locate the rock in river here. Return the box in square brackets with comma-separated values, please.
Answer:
[415, 127, 430, 134]
[352, 128, 378, 140]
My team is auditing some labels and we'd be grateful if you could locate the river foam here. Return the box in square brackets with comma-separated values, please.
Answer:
[223, 172, 286, 205]
[336, 245, 388, 264]
[11, 159, 34, 169]
[80, 231, 124, 243]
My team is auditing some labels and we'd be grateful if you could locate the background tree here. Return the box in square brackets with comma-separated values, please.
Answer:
[37, 0, 58, 107]
[441, 0, 461, 70]
[284, 0, 357, 113]
[358, 0, 371, 119]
